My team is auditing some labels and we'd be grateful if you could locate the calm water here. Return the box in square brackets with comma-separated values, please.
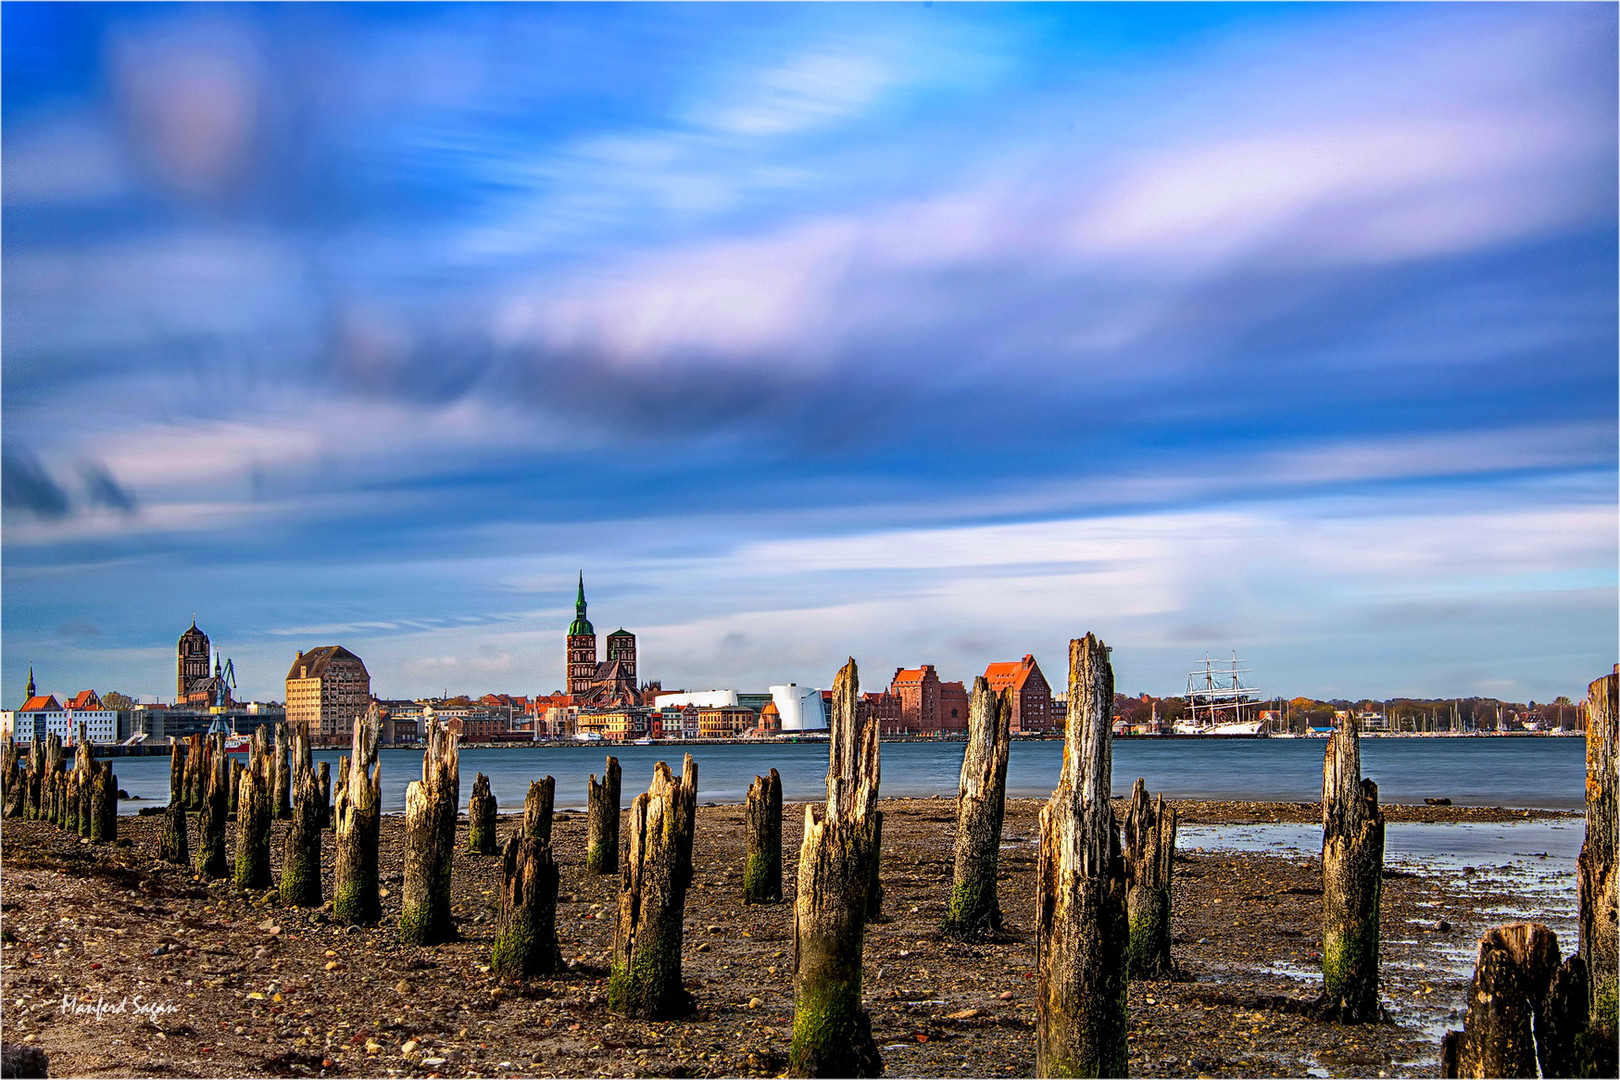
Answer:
[107, 735, 1586, 815]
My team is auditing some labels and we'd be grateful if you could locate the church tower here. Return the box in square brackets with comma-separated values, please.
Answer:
[566, 573, 598, 698]
[177, 621, 211, 702]
[606, 628, 636, 684]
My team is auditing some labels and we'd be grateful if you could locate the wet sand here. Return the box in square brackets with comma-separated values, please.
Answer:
[0, 797, 1582, 1078]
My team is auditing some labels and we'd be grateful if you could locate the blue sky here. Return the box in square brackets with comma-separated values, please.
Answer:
[4, 3, 1615, 706]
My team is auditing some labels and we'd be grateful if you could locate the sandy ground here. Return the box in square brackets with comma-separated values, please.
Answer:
[0, 795, 1582, 1078]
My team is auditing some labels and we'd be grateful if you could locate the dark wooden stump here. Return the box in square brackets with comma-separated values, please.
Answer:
[228, 758, 244, 816]
[1124, 777, 1177, 979]
[943, 679, 1011, 940]
[788, 659, 883, 1079]
[524, 776, 555, 844]
[1580, 667, 1618, 1044]
[272, 721, 292, 821]
[401, 719, 460, 945]
[183, 733, 204, 810]
[866, 810, 884, 922]
[2, 737, 22, 819]
[64, 769, 80, 835]
[280, 720, 323, 907]
[468, 772, 498, 854]
[490, 831, 565, 979]
[1440, 922, 1592, 1078]
[168, 737, 185, 813]
[586, 756, 622, 874]
[608, 756, 700, 1019]
[234, 725, 274, 889]
[1036, 634, 1129, 1079]
[158, 800, 189, 866]
[1, 1042, 49, 1078]
[317, 761, 332, 831]
[1322, 711, 1384, 1023]
[743, 768, 783, 905]
[194, 734, 230, 879]
[334, 708, 383, 926]
[90, 761, 116, 842]
[27, 738, 46, 819]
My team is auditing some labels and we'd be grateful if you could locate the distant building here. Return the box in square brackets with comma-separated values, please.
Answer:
[860, 691, 902, 732]
[889, 665, 940, 734]
[938, 680, 969, 733]
[983, 654, 1055, 734]
[285, 646, 372, 744]
[654, 690, 740, 710]
[769, 684, 827, 731]
[177, 621, 211, 703]
[697, 705, 756, 739]
[2, 670, 119, 743]
[565, 575, 646, 707]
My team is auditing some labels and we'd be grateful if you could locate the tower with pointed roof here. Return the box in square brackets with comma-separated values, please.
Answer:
[177, 620, 211, 703]
[25, 666, 36, 702]
[567, 573, 599, 697]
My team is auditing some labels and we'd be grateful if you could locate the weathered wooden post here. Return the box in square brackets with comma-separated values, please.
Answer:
[743, 768, 784, 905]
[272, 721, 292, 820]
[73, 725, 94, 838]
[788, 659, 883, 1079]
[2, 737, 21, 819]
[317, 761, 332, 830]
[194, 733, 231, 879]
[168, 737, 185, 812]
[1579, 666, 1618, 1043]
[280, 720, 323, 907]
[234, 725, 274, 889]
[91, 760, 116, 842]
[490, 826, 566, 979]
[44, 734, 64, 828]
[608, 755, 700, 1018]
[942, 680, 1011, 940]
[334, 707, 382, 925]
[228, 758, 244, 816]
[468, 772, 498, 854]
[158, 800, 189, 865]
[400, 719, 460, 945]
[1440, 922, 1592, 1078]
[1322, 710, 1384, 1022]
[1036, 634, 1129, 1079]
[524, 776, 555, 844]
[1124, 777, 1178, 979]
[27, 737, 46, 819]
[184, 733, 204, 810]
[586, 756, 622, 874]
[866, 810, 884, 921]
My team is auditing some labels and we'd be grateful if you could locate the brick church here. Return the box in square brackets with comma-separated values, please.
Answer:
[566, 575, 650, 708]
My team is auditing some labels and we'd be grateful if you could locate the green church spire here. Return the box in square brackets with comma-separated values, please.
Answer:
[568, 571, 594, 637]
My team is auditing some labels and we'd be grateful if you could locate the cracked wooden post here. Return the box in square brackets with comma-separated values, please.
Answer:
[194, 733, 231, 879]
[1322, 710, 1384, 1022]
[184, 733, 204, 810]
[228, 758, 244, 816]
[317, 761, 332, 831]
[468, 772, 498, 854]
[280, 719, 323, 907]
[524, 776, 555, 844]
[334, 707, 382, 926]
[943, 679, 1011, 940]
[1124, 777, 1177, 979]
[27, 737, 46, 819]
[91, 760, 116, 842]
[44, 734, 64, 828]
[168, 737, 185, 813]
[272, 721, 292, 820]
[744, 768, 784, 905]
[2, 736, 22, 819]
[1440, 922, 1592, 1078]
[490, 825, 566, 979]
[234, 725, 274, 889]
[788, 658, 883, 1079]
[1579, 665, 1618, 1044]
[608, 755, 700, 1018]
[400, 718, 460, 945]
[75, 727, 96, 838]
[1036, 634, 1128, 1079]
[586, 756, 622, 874]
[159, 799, 189, 865]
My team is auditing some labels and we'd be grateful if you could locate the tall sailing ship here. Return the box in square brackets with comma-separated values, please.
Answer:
[1173, 652, 1264, 736]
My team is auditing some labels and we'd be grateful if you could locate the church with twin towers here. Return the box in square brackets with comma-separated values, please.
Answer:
[565, 574, 652, 708]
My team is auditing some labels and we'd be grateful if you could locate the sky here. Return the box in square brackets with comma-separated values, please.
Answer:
[3, 2, 1616, 708]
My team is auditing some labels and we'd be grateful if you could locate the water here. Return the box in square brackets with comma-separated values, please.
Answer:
[107, 735, 1586, 815]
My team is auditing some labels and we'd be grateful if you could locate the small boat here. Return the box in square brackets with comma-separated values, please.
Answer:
[207, 715, 251, 752]
[632, 737, 654, 745]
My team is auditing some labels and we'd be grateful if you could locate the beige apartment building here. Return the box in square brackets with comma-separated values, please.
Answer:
[285, 645, 371, 744]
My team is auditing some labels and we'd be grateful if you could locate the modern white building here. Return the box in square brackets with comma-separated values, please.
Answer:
[1, 706, 118, 744]
[770, 683, 827, 731]
[652, 690, 739, 709]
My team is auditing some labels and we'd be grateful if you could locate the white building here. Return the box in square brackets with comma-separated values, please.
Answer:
[770, 683, 827, 731]
[652, 690, 739, 710]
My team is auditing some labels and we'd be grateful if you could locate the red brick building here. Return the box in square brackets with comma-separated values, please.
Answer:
[889, 665, 940, 734]
[858, 691, 902, 732]
[982, 654, 1054, 734]
[938, 680, 969, 734]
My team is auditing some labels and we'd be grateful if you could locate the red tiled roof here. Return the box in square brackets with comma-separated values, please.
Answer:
[20, 695, 62, 712]
[983, 655, 1039, 692]
[65, 690, 102, 710]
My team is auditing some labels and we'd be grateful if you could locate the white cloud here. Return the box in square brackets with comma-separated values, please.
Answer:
[700, 52, 898, 137]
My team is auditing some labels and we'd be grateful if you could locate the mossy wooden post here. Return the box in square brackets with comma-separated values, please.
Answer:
[744, 768, 783, 904]
[2, 737, 21, 819]
[317, 761, 332, 830]
[943, 679, 1011, 940]
[44, 734, 64, 828]
[788, 658, 883, 1079]
[27, 737, 46, 819]
[1321, 710, 1384, 1022]
[184, 733, 204, 810]
[1579, 666, 1618, 1043]
[272, 721, 292, 820]
[194, 733, 231, 879]
[468, 772, 498, 854]
[91, 760, 116, 842]
[65, 769, 81, 835]
[401, 719, 460, 945]
[1036, 634, 1129, 1079]
[234, 725, 274, 889]
[490, 828, 565, 979]
[159, 799, 189, 865]
[334, 707, 382, 925]
[586, 756, 622, 874]
[524, 776, 555, 844]
[608, 755, 700, 1018]
[280, 720, 323, 906]
[228, 758, 244, 816]
[1440, 922, 1593, 1079]
[1124, 777, 1177, 979]
[168, 737, 185, 812]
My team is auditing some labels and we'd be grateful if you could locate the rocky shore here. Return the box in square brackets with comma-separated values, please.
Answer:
[0, 796, 1582, 1078]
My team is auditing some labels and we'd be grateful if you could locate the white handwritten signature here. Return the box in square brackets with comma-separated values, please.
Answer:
[58, 994, 180, 1020]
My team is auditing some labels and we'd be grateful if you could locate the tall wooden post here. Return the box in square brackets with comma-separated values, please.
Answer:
[334, 707, 382, 925]
[2, 737, 21, 819]
[194, 733, 230, 879]
[27, 737, 46, 819]
[401, 719, 460, 945]
[1579, 666, 1618, 1042]
[1124, 777, 1178, 979]
[1322, 710, 1384, 1022]
[184, 733, 204, 809]
[788, 659, 883, 1079]
[1036, 635, 1128, 1078]
[524, 776, 555, 844]
[943, 679, 1011, 940]
[272, 721, 292, 820]
[281, 720, 323, 907]
[468, 772, 498, 854]
[235, 725, 274, 889]
[744, 769, 784, 905]
[490, 828, 566, 979]
[158, 800, 189, 866]
[1440, 922, 1593, 1079]
[228, 758, 244, 816]
[317, 761, 332, 830]
[91, 760, 116, 842]
[608, 756, 700, 1018]
[586, 756, 622, 874]
[168, 737, 185, 812]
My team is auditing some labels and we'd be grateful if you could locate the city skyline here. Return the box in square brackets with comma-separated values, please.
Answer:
[4, 4, 1616, 705]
